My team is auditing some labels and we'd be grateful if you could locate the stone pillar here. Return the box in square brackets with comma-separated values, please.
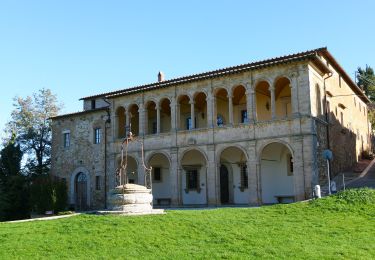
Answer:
[138, 104, 145, 136]
[171, 98, 177, 132]
[206, 95, 213, 128]
[290, 75, 299, 117]
[144, 108, 149, 135]
[247, 141, 259, 205]
[228, 94, 233, 125]
[170, 148, 179, 205]
[190, 100, 195, 129]
[125, 110, 130, 136]
[137, 152, 145, 186]
[176, 103, 180, 131]
[156, 104, 161, 134]
[212, 96, 217, 127]
[245, 83, 254, 123]
[206, 145, 217, 205]
[270, 86, 276, 120]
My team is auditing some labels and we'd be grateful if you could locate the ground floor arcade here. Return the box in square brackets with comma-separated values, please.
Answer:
[68, 136, 314, 209]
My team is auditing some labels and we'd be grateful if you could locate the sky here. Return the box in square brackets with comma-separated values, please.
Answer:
[1, 0, 374, 140]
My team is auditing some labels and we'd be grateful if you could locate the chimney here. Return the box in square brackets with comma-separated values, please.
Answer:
[158, 71, 165, 82]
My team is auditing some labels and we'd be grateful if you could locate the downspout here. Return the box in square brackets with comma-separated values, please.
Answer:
[323, 72, 333, 183]
[102, 98, 111, 209]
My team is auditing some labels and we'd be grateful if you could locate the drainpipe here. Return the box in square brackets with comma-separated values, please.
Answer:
[323, 72, 333, 183]
[102, 99, 111, 209]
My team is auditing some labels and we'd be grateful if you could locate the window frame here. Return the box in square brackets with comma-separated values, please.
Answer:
[183, 166, 201, 193]
[94, 128, 102, 144]
[63, 132, 70, 148]
[239, 163, 248, 191]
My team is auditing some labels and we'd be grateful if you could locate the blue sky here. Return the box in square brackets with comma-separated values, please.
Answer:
[1, 0, 374, 139]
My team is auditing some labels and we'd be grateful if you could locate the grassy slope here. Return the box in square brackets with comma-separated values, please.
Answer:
[1, 189, 375, 259]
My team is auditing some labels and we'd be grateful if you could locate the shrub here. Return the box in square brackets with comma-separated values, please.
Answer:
[30, 175, 67, 214]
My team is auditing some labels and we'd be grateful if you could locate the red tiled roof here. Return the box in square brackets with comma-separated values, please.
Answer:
[80, 47, 331, 100]
[50, 107, 108, 120]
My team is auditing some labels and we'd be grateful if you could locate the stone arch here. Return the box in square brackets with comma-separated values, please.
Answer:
[193, 91, 208, 129]
[179, 147, 209, 167]
[146, 150, 172, 167]
[218, 146, 249, 204]
[127, 104, 139, 136]
[180, 148, 208, 205]
[274, 76, 292, 119]
[214, 87, 229, 126]
[177, 94, 192, 130]
[70, 167, 91, 208]
[147, 152, 172, 205]
[216, 144, 249, 162]
[145, 100, 157, 135]
[255, 80, 272, 121]
[115, 106, 126, 138]
[117, 154, 139, 184]
[231, 84, 248, 124]
[258, 141, 295, 204]
[159, 98, 172, 133]
[257, 139, 294, 163]
[253, 77, 272, 88]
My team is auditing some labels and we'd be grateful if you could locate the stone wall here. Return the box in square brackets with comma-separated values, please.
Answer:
[51, 109, 109, 209]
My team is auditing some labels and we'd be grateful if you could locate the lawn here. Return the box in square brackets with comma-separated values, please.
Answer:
[1, 189, 375, 259]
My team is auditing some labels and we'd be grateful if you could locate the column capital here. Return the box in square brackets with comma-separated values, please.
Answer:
[189, 100, 195, 105]
[269, 85, 275, 92]
[288, 71, 299, 79]
[227, 94, 233, 99]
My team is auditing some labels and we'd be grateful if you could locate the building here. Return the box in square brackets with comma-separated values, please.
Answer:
[51, 47, 371, 210]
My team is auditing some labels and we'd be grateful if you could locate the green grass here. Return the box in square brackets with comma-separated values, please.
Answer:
[1, 189, 375, 259]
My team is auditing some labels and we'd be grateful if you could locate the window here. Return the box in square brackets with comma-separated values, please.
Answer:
[153, 167, 162, 182]
[339, 76, 342, 87]
[354, 97, 356, 107]
[63, 132, 70, 148]
[335, 107, 338, 116]
[95, 176, 101, 190]
[91, 100, 96, 109]
[94, 128, 101, 144]
[186, 169, 199, 191]
[241, 110, 248, 123]
[152, 122, 157, 134]
[239, 163, 248, 191]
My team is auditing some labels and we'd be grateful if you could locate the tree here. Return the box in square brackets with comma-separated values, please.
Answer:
[357, 65, 375, 102]
[0, 137, 30, 221]
[5, 88, 62, 176]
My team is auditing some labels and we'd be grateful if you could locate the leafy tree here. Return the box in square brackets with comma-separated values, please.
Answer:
[5, 88, 62, 177]
[357, 65, 375, 102]
[0, 137, 30, 221]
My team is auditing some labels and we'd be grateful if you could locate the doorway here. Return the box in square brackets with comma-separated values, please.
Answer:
[75, 172, 88, 211]
[220, 164, 229, 204]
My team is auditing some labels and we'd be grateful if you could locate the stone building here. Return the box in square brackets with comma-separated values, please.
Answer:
[51, 47, 371, 210]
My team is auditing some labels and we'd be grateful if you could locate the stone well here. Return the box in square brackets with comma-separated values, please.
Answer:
[99, 184, 164, 216]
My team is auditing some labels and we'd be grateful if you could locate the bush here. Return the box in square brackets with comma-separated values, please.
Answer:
[30, 175, 67, 214]
[310, 188, 375, 213]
